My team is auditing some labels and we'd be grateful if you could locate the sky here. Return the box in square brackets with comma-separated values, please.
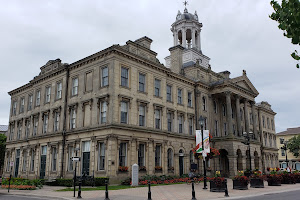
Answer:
[0, 0, 299, 133]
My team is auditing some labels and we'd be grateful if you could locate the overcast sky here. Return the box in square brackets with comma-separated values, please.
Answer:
[0, 0, 299, 132]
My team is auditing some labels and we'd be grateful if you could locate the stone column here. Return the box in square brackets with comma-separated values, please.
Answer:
[228, 155, 238, 176]
[197, 31, 201, 51]
[182, 28, 186, 48]
[225, 91, 233, 136]
[192, 29, 196, 48]
[243, 99, 250, 134]
[242, 155, 247, 170]
[251, 101, 258, 140]
[235, 95, 242, 136]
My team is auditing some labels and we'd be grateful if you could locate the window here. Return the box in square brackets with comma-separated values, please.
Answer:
[155, 109, 161, 129]
[25, 120, 30, 138]
[271, 119, 274, 130]
[121, 67, 129, 87]
[68, 146, 74, 171]
[167, 85, 172, 101]
[280, 138, 284, 144]
[177, 89, 182, 104]
[139, 105, 145, 126]
[101, 67, 108, 87]
[262, 116, 265, 128]
[167, 112, 172, 132]
[33, 116, 38, 136]
[56, 82, 62, 99]
[214, 101, 217, 113]
[233, 124, 236, 135]
[224, 123, 227, 135]
[12, 101, 17, 115]
[154, 79, 161, 97]
[100, 101, 107, 124]
[98, 143, 105, 170]
[138, 144, 145, 167]
[178, 115, 183, 133]
[155, 145, 161, 167]
[9, 124, 14, 141]
[28, 95, 33, 110]
[52, 147, 57, 171]
[72, 77, 78, 96]
[138, 73, 146, 92]
[43, 114, 48, 134]
[36, 90, 41, 106]
[70, 108, 76, 129]
[54, 112, 60, 132]
[119, 143, 127, 166]
[120, 101, 128, 124]
[6, 155, 10, 172]
[267, 118, 270, 129]
[188, 118, 193, 135]
[20, 98, 25, 113]
[22, 151, 27, 172]
[215, 120, 218, 137]
[202, 96, 206, 111]
[45, 86, 51, 103]
[17, 123, 22, 140]
[281, 149, 285, 156]
[85, 71, 93, 92]
[41, 145, 47, 155]
[167, 148, 173, 169]
[232, 107, 235, 119]
[188, 92, 192, 107]
[222, 104, 226, 116]
[190, 150, 194, 165]
[30, 149, 35, 172]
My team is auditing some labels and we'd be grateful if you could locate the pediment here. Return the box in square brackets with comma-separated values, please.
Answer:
[231, 76, 259, 96]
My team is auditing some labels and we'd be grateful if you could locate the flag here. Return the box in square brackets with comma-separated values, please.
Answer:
[195, 130, 210, 154]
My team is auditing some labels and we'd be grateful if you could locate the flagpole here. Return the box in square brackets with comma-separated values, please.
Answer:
[199, 116, 207, 190]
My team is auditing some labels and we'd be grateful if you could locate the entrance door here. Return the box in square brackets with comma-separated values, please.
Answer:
[40, 146, 47, 179]
[219, 149, 229, 177]
[82, 152, 90, 175]
[14, 149, 20, 177]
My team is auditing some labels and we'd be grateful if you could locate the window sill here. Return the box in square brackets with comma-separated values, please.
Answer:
[138, 90, 147, 95]
[154, 95, 162, 99]
[99, 85, 109, 89]
[188, 106, 194, 109]
[177, 103, 184, 106]
[70, 94, 78, 98]
[55, 98, 62, 102]
[44, 102, 50, 105]
[120, 85, 130, 90]
[167, 100, 173, 103]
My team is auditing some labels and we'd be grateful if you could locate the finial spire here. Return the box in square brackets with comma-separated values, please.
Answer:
[183, 1, 189, 13]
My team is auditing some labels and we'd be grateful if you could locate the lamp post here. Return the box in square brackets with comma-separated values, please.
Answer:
[242, 132, 252, 171]
[281, 141, 288, 168]
[199, 115, 207, 190]
[73, 147, 80, 197]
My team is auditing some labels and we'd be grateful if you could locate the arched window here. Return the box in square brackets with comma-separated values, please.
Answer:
[189, 150, 194, 164]
[167, 148, 174, 169]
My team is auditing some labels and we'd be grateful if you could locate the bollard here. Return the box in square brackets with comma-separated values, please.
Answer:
[191, 179, 197, 200]
[224, 180, 229, 197]
[8, 174, 12, 193]
[148, 180, 152, 200]
[77, 177, 82, 199]
[104, 179, 110, 200]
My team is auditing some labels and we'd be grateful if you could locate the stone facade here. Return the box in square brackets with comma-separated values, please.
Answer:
[3, 8, 278, 182]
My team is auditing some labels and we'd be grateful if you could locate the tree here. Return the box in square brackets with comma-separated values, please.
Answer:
[270, 0, 300, 68]
[0, 134, 7, 172]
[287, 135, 300, 157]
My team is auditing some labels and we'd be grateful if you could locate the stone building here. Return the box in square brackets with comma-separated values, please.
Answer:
[277, 127, 300, 170]
[3, 7, 278, 182]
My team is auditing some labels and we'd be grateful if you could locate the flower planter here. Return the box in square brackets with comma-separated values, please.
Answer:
[209, 180, 226, 192]
[233, 179, 248, 190]
[281, 174, 296, 184]
[244, 172, 252, 178]
[250, 178, 264, 188]
[268, 180, 281, 186]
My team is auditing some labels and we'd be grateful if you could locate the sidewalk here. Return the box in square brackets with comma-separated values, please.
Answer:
[1, 179, 300, 200]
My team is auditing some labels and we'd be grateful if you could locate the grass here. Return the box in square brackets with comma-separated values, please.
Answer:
[56, 182, 186, 191]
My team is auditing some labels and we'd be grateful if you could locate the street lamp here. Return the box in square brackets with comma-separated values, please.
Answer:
[242, 132, 253, 171]
[281, 141, 288, 168]
[73, 147, 80, 197]
[199, 115, 207, 190]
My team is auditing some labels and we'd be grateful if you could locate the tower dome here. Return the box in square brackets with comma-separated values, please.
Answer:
[176, 8, 198, 21]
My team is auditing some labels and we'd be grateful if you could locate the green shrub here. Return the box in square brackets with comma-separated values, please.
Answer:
[46, 177, 109, 187]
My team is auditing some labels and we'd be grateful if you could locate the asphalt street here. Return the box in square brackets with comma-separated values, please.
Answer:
[0, 194, 64, 200]
[234, 189, 300, 200]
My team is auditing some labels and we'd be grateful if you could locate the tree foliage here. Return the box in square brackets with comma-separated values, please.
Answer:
[0, 134, 7, 171]
[270, 0, 300, 68]
[287, 135, 300, 157]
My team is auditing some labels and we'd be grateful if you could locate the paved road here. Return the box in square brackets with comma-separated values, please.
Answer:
[0, 194, 65, 200]
[234, 189, 300, 200]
